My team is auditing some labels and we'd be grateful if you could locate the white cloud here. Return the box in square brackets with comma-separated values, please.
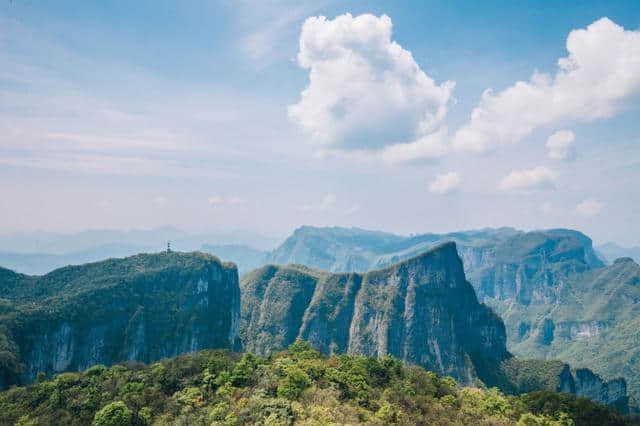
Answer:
[380, 129, 448, 165]
[499, 166, 557, 191]
[546, 130, 576, 160]
[540, 201, 553, 214]
[288, 13, 454, 161]
[319, 192, 336, 210]
[239, 3, 310, 62]
[429, 172, 461, 194]
[346, 203, 361, 215]
[299, 192, 337, 211]
[576, 198, 603, 217]
[453, 18, 640, 152]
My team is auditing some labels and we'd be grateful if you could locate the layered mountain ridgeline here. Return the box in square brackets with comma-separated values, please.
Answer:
[0, 243, 153, 276]
[0, 252, 240, 389]
[0, 226, 278, 276]
[265, 225, 521, 273]
[241, 242, 627, 409]
[495, 257, 640, 408]
[597, 242, 640, 264]
[200, 244, 268, 274]
[0, 344, 631, 426]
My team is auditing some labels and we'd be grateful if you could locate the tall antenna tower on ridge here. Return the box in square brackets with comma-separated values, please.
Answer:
[167, 240, 172, 253]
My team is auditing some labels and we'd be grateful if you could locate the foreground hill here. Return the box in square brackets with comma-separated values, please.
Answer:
[241, 242, 627, 409]
[0, 252, 240, 388]
[0, 343, 631, 426]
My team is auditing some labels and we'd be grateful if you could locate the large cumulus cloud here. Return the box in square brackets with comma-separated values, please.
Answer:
[453, 18, 640, 152]
[288, 13, 454, 161]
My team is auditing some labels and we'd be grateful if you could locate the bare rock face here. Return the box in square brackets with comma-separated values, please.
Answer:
[241, 242, 509, 384]
[0, 252, 240, 386]
[558, 367, 629, 412]
[468, 230, 603, 305]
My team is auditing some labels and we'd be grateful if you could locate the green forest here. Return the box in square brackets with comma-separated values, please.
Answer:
[0, 342, 630, 426]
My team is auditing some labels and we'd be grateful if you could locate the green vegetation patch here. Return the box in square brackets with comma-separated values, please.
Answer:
[0, 342, 630, 425]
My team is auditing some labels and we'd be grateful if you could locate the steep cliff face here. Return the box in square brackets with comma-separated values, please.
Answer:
[468, 230, 604, 304]
[0, 252, 240, 387]
[559, 368, 628, 411]
[242, 242, 508, 384]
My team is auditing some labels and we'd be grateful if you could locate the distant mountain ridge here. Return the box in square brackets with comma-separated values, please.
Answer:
[0, 226, 278, 254]
[0, 226, 275, 275]
[265, 225, 521, 273]
[597, 242, 640, 264]
[200, 243, 267, 274]
[0, 243, 152, 276]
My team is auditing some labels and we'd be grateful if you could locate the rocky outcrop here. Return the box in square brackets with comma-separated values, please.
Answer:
[0, 252, 240, 386]
[559, 367, 628, 412]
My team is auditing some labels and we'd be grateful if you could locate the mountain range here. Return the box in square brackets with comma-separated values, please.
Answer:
[1, 225, 638, 414]
[0, 245, 629, 413]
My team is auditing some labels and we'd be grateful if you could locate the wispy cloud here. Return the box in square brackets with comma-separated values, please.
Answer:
[298, 192, 337, 212]
[576, 198, 603, 217]
[499, 166, 557, 191]
[429, 172, 461, 194]
[546, 130, 576, 161]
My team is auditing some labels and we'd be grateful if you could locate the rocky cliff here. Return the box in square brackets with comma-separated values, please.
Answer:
[499, 256, 640, 407]
[242, 242, 508, 385]
[242, 242, 629, 409]
[468, 229, 604, 304]
[262, 226, 640, 404]
[0, 252, 240, 387]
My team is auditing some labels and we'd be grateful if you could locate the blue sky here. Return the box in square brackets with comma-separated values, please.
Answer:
[1, 1, 639, 246]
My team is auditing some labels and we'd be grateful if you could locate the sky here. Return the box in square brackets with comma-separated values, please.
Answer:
[1, 0, 639, 246]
